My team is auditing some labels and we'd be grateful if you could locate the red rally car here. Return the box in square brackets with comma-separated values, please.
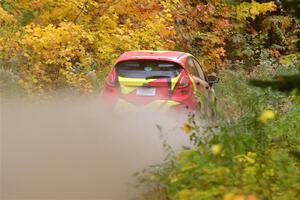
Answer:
[102, 51, 219, 114]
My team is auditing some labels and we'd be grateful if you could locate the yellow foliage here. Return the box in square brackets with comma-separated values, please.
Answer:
[2, 0, 178, 94]
[235, 152, 257, 164]
[258, 109, 275, 123]
[18, 22, 95, 93]
[181, 122, 192, 134]
[0, 7, 16, 25]
[211, 144, 222, 155]
[236, 0, 277, 21]
[92, 0, 177, 66]
[12, 0, 85, 24]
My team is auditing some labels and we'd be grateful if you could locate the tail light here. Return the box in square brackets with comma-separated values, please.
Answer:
[106, 68, 117, 87]
[177, 72, 190, 88]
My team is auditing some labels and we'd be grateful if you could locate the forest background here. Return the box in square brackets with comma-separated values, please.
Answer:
[1, 0, 300, 199]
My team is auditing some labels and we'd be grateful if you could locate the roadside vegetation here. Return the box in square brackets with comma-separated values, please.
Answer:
[135, 1, 300, 199]
[1, 0, 300, 199]
[138, 64, 300, 200]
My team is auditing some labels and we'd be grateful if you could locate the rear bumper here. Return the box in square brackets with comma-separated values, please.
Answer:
[113, 99, 192, 113]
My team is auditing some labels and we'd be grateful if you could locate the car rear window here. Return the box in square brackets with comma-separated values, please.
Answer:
[115, 60, 183, 79]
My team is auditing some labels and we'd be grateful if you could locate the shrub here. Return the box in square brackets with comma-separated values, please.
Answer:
[16, 23, 96, 94]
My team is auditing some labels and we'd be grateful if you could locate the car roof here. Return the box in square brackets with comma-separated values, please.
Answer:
[115, 51, 191, 66]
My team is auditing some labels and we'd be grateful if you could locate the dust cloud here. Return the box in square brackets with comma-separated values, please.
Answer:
[0, 96, 190, 200]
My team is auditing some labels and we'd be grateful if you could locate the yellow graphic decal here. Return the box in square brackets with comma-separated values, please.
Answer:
[188, 74, 197, 90]
[119, 86, 137, 95]
[118, 77, 153, 87]
[118, 77, 153, 95]
[171, 75, 180, 91]
[118, 74, 181, 95]
[114, 99, 180, 112]
[144, 100, 180, 111]
[114, 99, 136, 112]
[143, 100, 166, 110]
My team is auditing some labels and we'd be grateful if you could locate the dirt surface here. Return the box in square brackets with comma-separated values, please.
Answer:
[0, 97, 190, 200]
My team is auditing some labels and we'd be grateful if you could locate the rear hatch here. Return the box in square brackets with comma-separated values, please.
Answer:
[115, 60, 183, 103]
